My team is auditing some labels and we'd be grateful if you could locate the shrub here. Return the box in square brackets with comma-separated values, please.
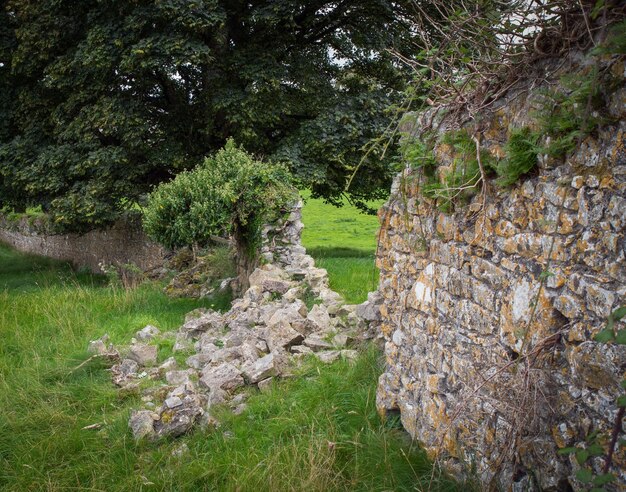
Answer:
[143, 140, 298, 285]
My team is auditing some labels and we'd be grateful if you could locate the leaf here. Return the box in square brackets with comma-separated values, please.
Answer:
[557, 446, 577, 455]
[576, 468, 593, 483]
[612, 306, 626, 321]
[587, 443, 604, 456]
[591, 0, 605, 19]
[594, 328, 615, 343]
[593, 473, 615, 486]
[617, 395, 626, 408]
[576, 448, 590, 465]
[615, 329, 626, 345]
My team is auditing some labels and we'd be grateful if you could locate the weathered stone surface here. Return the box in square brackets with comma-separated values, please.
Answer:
[165, 396, 183, 409]
[111, 358, 139, 387]
[88, 334, 111, 355]
[199, 363, 244, 392]
[179, 311, 224, 339]
[317, 287, 344, 314]
[248, 265, 288, 289]
[306, 304, 331, 332]
[265, 319, 304, 352]
[375, 60, 626, 490]
[355, 291, 383, 321]
[136, 325, 160, 341]
[303, 335, 333, 352]
[129, 410, 157, 439]
[158, 357, 177, 372]
[128, 344, 158, 366]
[123, 200, 378, 446]
[290, 345, 314, 356]
[316, 350, 341, 364]
[241, 352, 285, 384]
[258, 377, 274, 392]
[173, 334, 193, 353]
[340, 349, 358, 361]
[262, 278, 292, 294]
[267, 301, 308, 333]
[185, 353, 212, 370]
[331, 333, 352, 348]
[165, 369, 195, 386]
[154, 384, 206, 438]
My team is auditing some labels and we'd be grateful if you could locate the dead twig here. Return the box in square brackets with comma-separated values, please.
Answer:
[68, 352, 120, 376]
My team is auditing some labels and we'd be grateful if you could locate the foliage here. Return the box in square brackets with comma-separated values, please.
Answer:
[535, 67, 615, 158]
[164, 245, 237, 299]
[0, 244, 463, 491]
[0, 0, 420, 231]
[390, 1, 623, 214]
[496, 127, 540, 187]
[276, 76, 400, 213]
[399, 128, 498, 212]
[396, 36, 621, 212]
[592, 19, 626, 55]
[143, 140, 297, 255]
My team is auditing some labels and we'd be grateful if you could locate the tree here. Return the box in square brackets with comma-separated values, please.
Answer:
[0, 0, 418, 231]
[143, 140, 297, 290]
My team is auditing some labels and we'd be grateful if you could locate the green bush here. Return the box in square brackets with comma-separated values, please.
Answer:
[143, 140, 297, 253]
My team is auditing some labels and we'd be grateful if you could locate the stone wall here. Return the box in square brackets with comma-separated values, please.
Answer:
[375, 59, 626, 489]
[0, 215, 166, 273]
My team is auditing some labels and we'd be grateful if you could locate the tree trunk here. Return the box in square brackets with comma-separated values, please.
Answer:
[233, 223, 258, 295]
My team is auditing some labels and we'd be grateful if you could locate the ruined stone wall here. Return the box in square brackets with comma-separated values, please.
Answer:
[375, 60, 626, 489]
[0, 215, 166, 273]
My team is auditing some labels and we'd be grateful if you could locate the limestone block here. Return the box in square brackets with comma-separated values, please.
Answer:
[199, 363, 244, 392]
[128, 344, 158, 366]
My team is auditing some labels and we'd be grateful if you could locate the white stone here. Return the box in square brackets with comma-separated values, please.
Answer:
[165, 396, 183, 409]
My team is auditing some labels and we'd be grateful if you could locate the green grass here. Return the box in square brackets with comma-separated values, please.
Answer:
[300, 191, 383, 303]
[0, 238, 463, 491]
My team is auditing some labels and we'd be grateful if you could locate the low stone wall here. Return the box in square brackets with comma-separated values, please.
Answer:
[375, 63, 626, 488]
[0, 215, 167, 273]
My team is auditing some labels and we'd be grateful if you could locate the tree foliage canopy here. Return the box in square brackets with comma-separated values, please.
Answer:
[0, 0, 418, 231]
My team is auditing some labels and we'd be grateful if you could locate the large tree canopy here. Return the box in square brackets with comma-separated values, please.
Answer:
[0, 0, 418, 231]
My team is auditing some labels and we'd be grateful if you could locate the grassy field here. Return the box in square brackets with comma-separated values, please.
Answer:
[300, 191, 382, 304]
[0, 196, 464, 491]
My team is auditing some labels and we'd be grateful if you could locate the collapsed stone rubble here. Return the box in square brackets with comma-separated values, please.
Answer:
[86, 201, 383, 440]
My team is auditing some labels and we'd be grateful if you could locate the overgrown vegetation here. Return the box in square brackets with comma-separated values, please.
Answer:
[398, 50, 622, 212]
[390, 0, 624, 213]
[534, 66, 617, 159]
[164, 246, 237, 299]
